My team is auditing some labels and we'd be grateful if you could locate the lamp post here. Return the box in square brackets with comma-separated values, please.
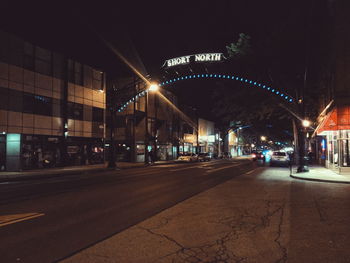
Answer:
[107, 84, 117, 169]
[297, 119, 310, 172]
[144, 83, 159, 165]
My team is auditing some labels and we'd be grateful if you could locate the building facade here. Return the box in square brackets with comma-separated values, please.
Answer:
[0, 31, 106, 171]
[107, 78, 181, 162]
[198, 118, 219, 157]
[314, 0, 350, 173]
[106, 78, 220, 162]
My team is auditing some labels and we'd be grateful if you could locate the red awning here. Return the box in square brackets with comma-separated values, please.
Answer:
[317, 106, 350, 135]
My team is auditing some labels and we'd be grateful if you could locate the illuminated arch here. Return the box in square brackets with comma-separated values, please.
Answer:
[117, 73, 294, 112]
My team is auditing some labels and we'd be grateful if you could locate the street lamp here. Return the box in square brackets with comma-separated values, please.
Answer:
[144, 83, 159, 165]
[302, 119, 311, 128]
[260, 136, 267, 141]
[148, 83, 159, 92]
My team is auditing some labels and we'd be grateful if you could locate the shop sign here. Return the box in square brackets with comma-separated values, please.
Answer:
[184, 134, 196, 143]
[163, 53, 224, 68]
[67, 146, 79, 154]
[199, 135, 215, 143]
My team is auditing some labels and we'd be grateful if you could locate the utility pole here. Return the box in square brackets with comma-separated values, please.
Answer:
[296, 0, 314, 173]
[154, 92, 158, 161]
[196, 109, 199, 154]
[107, 84, 117, 169]
[132, 77, 137, 162]
[144, 91, 149, 165]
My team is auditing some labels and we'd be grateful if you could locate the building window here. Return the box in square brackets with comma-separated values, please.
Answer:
[92, 107, 104, 122]
[83, 105, 92, 121]
[68, 60, 83, 86]
[75, 62, 83, 86]
[9, 89, 23, 112]
[23, 93, 35, 113]
[9, 35, 23, 67]
[35, 46, 52, 75]
[67, 102, 83, 120]
[53, 52, 64, 79]
[23, 42, 34, 70]
[92, 69, 104, 91]
[34, 95, 52, 116]
[0, 30, 9, 63]
[0, 87, 8, 110]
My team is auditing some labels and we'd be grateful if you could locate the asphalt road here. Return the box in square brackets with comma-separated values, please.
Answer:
[62, 163, 350, 263]
[0, 159, 254, 263]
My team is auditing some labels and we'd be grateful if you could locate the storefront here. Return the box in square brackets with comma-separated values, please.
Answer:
[180, 133, 197, 155]
[0, 134, 105, 171]
[179, 142, 195, 154]
[156, 144, 174, 161]
[316, 105, 350, 173]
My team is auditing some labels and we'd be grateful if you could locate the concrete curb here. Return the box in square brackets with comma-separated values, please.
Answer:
[0, 161, 175, 183]
[290, 174, 350, 184]
[0, 167, 108, 183]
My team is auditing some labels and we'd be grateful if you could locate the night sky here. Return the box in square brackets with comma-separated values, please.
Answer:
[1, 0, 325, 122]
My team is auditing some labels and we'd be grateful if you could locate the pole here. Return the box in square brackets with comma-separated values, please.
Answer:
[292, 118, 299, 166]
[296, 0, 314, 173]
[297, 122, 309, 172]
[196, 111, 199, 154]
[154, 92, 158, 161]
[144, 91, 149, 165]
[107, 85, 117, 168]
[132, 78, 137, 162]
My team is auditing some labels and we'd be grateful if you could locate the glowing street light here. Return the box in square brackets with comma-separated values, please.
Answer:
[148, 83, 159, 92]
[302, 119, 311, 128]
[260, 136, 267, 141]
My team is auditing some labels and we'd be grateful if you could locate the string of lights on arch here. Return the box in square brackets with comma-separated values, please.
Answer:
[117, 73, 294, 112]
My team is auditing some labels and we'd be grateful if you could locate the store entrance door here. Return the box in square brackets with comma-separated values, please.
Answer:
[339, 138, 350, 167]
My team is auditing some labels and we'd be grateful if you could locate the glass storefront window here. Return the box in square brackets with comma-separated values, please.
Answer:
[326, 130, 350, 168]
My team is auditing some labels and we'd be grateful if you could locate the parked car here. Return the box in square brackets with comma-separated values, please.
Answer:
[175, 153, 198, 162]
[198, 153, 211, 162]
[251, 151, 265, 161]
[270, 151, 290, 166]
[219, 152, 232, 159]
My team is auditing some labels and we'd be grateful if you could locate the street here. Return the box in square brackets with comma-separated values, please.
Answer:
[0, 159, 253, 263]
[1, 160, 350, 262]
[62, 164, 350, 263]
[0, 1, 349, 262]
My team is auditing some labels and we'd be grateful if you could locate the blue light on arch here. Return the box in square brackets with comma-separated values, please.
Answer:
[117, 73, 294, 112]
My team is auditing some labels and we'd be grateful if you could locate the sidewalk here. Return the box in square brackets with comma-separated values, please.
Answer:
[0, 161, 174, 183]
[290, 165, 350, 184]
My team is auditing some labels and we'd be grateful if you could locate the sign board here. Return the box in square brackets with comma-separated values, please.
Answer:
[184, 134, 196, 143]
[163, 53, 225, 68]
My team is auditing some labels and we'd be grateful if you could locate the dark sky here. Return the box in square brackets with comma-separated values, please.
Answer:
[1, 0, 324, 120]
[1, 1, 312, 73]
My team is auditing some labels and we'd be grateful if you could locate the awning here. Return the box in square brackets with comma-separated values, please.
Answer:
[316, 106, 350, 135]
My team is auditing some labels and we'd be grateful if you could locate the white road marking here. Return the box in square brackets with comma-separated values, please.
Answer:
[244, 168, 261, 175]
[205, 164, 241, 173]
[170, 166, 200, 172]
[0, 213, 45, 227]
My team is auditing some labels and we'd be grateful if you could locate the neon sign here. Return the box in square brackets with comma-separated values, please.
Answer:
[163, 53, 224, 68]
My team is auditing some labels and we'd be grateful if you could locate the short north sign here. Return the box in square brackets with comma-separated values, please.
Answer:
[163, 53, 225, 68]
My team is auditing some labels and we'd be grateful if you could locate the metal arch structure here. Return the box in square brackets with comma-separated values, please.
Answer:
[116, 73, 295, 112]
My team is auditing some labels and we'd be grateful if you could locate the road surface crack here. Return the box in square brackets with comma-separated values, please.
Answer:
[314, 198, 328, 223]
[274, 202, 288, 263]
